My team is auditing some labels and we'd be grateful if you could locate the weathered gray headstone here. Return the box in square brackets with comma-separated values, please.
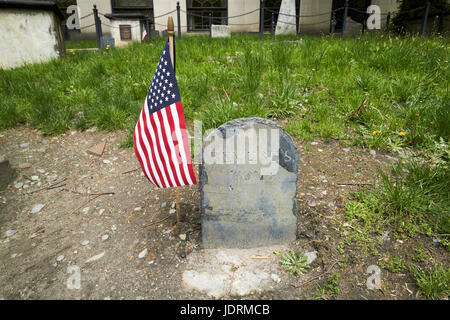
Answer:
[275, 0, 297, 35]
[211, 24, 231, 38]
[200, 117, 298, 249]
[344, 18, 363, 37]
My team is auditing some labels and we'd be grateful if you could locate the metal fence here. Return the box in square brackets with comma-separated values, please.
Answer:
[75, 0, 447, 49]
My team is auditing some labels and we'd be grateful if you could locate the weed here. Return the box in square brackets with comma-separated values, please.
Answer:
[380, 255, 406, 273]
[408, 264, 450, 300]
[314, 273, 340, 300]
[274, 250, 310, 276]
[412, 243, 431, 262]
[344, 159, 449, 253]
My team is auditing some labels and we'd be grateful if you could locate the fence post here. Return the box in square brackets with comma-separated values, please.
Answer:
[331, 10, 336, 34]
[260, 0, 264, 41]
[271, 12, 275, 40]
[177, 1, 181, 40]
[93, 5, 102, 49]
[146, 17, 151, 42]
[209, 13, 212, 38]
[341, 0, 349, 38]
[385, 12, 391, 33]
[420, 1, 431, 36]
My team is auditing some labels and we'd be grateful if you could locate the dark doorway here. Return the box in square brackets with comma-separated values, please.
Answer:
[186, 0, 228, 31]
[332, 0, 371, 31]
[262, 0, 301, 33]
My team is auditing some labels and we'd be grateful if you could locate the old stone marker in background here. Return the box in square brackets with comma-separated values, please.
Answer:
[211, 25, 231, 38]
[200, 118, 298, 248]
[275, 0, 297, 35]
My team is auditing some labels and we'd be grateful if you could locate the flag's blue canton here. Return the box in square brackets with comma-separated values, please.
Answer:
[146, 40, 180, 115]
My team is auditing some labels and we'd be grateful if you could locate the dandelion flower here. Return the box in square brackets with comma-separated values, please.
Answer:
[373, 130, 381, 136]
[399, 131, 406, 136]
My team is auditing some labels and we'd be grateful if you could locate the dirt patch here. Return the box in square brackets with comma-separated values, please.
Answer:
[0, 126, 447, 300]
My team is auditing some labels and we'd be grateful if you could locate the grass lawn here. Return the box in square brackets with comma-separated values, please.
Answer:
[1, 33, 449, 299]
[65, 40, 98, 49]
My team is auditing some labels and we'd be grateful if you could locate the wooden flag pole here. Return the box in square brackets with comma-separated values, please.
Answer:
[167, 17, 181, 226]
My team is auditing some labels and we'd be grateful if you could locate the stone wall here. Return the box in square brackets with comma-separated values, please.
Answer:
[77, 0, 112, 38]
[299, 0, 333, 34]
[0, 8, 64, 69]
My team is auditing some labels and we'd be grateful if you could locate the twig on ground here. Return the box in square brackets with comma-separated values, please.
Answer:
[121, 168, 139, 175]
[251, 255, 272, 260]
[69, 192, 115, 214]
[292, 260, 339, 288]
[337, 182, 373, 186]
[29, 178, 67, 194]
[349, 94, 369, 118]
[302, 69, 316, 95]
[142, 215, 171, 228]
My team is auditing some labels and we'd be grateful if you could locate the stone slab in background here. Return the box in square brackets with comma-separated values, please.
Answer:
[344, 18, 363, 37]
[200, 117, 298, 249]
[275, 0, 297, 35]
[211, 25, 231, 38]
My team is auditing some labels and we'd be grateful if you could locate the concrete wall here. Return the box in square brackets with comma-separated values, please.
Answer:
[74, 0, 429, 37]
[154, 0, 260, 34]
[228, 0, 259, 33]
[77, 0, 112, 37]
[0, 9, 64, 69]
[299, 0, 333, 34]
[153, 0, 186, 34]
[77, 0, 260, 36]
[371, 0, 400, 29]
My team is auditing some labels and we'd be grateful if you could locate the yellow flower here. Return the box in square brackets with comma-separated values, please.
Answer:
[399, 131, 406, 136]
[373, 130, 381, 136]
[106, 45, 110, 51]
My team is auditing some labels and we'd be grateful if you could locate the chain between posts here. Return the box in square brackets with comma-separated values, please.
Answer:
[89, 3, 444, 41]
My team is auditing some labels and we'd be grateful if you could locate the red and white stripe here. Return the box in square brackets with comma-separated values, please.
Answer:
[134, 100, 196, 188]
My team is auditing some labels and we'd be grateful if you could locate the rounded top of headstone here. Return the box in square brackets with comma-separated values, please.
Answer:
[214, 117, 284, 137]
[204, 117, 298, 174]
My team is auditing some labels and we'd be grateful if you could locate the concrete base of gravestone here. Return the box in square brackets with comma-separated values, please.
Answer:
[275, 0, 297, 35]
[344, 18, 363, 37]
[211, 25, 231, 38]
[200, 117, 299, 249]
[182, 245, 318, 298]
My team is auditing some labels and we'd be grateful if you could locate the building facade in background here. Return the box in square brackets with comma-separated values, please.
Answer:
[73, 0, 402, 40]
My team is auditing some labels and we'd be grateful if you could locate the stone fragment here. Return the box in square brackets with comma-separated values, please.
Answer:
[87, 141, 106, 157]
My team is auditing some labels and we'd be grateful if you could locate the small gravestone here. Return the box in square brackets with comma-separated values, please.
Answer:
[200, 117, 298, 249]
[211, 25, 231, 38]
[100, 35, 115, 50]
[275, 0, 297, 35]
[344, 18, 363, 37]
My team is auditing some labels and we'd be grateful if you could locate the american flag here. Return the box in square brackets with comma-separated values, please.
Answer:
[142, 25, 147, 40]
[134, 40, 197, 188]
